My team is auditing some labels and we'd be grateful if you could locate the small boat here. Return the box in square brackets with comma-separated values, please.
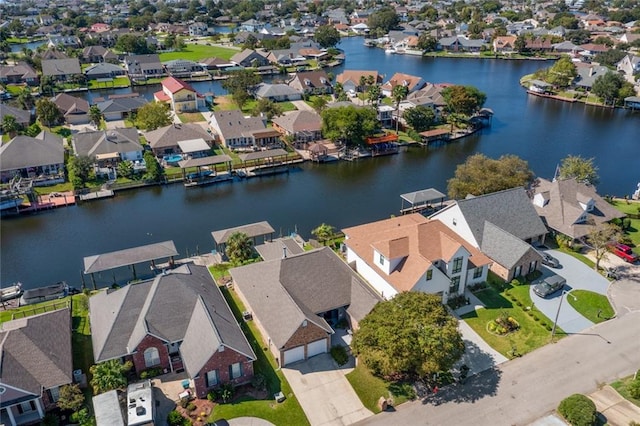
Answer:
[385, 47, 396, 54]
[19, 281, 71, 306]
[1, 282, 23, 302]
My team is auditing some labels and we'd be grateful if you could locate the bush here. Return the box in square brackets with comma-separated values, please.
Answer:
[622, 218, 631, 230]
[557, 394, 597, 426]
[628, 375, 640, 399]
[526, 270, 542, 282]
[251, 373, 267, 391]
[140, 367, 162, 379]
[186, 402, 196, 412]
[207, 391, 215, 401]
[330, 345, 349, 366]
[168, 410, 186, 426]
[511, 278, 523, 286]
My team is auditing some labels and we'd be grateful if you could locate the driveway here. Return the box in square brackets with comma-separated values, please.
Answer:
[530, 249, 609, 334]
[281, 354, 372, 426]
[291, 100, 314, 112]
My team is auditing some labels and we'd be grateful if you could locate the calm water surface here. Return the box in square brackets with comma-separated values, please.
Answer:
[2, 37, 639, 289]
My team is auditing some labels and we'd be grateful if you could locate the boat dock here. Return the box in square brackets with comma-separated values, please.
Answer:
[79, 189, 115, 201]
[184, 173, 234, 187]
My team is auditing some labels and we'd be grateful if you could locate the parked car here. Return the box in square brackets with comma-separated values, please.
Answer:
[541, 253, 560, 268]
[609, 243, 639, 263]
[533, 274, 566, 298]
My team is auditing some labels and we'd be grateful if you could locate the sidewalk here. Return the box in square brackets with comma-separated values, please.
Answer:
[589, 385, 640, 426]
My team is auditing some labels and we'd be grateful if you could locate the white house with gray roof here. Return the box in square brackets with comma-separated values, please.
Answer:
[0, 131, 64, 184]
[89, 264, 256, 399]
[430, 187, 548, 281]
[230, 247, 382, 366]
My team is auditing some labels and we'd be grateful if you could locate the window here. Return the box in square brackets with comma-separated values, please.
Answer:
[529, 261, 538, 274]
[48, 386, 60, 403]
[17, 401, 36, 414]
[452, 257, 463, 274]
[229, 362, 243, 380]
[144, 347, 160, 368]
[379, 253, 385, 265]
[426, 269, 433, 281]
[206, 370, 219, 387]
[449, 276, 461, 294]
[473, 267, 483, 279]
[514, 265, 522, 277]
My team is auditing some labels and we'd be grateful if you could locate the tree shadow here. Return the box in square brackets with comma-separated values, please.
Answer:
[420, 366, 502, 405]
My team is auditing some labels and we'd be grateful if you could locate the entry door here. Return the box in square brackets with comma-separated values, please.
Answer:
[283, 346, 305, 365]
[307, 339, 328, 358]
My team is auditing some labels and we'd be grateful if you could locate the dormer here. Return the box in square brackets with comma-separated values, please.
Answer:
[304, 78, 311, 86]
[577, 192, 594, 212]
[533, 191, 550, 208]
[371, 236, 409, 275]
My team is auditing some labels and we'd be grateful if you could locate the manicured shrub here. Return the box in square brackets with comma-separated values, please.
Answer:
[168, 411, 185, 426]
[557, 394, 597, 426]
[330, 345, 349, 366]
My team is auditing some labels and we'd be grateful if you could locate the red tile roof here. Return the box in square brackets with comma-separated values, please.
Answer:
[154, 90, 171, 101]
[161, 76, 196, 94]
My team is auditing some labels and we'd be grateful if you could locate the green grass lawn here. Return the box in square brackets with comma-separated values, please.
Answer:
[210, 284, 309, 426]
[178, 112, 205, 123]
[462, 282, 561, 358]
[345, 364, 414, 413]
[611, 200, 640, 254]
[6, 84, 24, 95]
[158, 44, 238, 62]
[33, 182, 74, 195]
[558, 247, 596, 269]
[610, 372, 640, 408]
[567, 290, 615, 323]
[88, 76, 131, 89]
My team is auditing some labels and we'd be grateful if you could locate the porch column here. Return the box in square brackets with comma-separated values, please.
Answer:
[5, 405, 17, 426]
[34, 398, 44, 418]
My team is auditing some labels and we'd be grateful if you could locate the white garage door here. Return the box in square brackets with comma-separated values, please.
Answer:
[307, 339, 327, 359]
[283, 346, 305, 365]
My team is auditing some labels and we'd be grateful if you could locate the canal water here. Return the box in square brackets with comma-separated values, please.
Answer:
[2, 37, 639, 289]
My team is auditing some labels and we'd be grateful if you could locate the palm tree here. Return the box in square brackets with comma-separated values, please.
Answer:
[2, 115, 20, 137]
[359, 75, 367, 92]
[225, 232, 254, 265]
[312, 223, 336, 245]
[89, 360, 132, 395]
[366, 74, 375, 86]
[89, 105, 103, 127]
[367, 85, 381, 106]
[392, 84, 409, 133]
[17, 88, 34, 110]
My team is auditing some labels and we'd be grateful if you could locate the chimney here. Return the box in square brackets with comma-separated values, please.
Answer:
[589, 67, 594, 77]
[282, 246, 287, 259]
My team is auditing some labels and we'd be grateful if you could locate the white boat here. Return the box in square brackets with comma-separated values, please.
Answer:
[385, 47, 396, 54]
[1, 283, 23, 302]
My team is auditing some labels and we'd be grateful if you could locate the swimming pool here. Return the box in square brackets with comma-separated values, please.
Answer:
[163, 154, 183, 164]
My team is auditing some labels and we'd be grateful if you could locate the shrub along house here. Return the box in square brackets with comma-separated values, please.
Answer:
[343, 214, 492, 302]
[230, 246, 381, 366]
[89, 264, 256, 399]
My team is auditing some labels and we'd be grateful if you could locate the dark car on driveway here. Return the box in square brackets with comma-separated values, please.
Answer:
[541, 253, 560, 268]
[533, 274, 566, 298]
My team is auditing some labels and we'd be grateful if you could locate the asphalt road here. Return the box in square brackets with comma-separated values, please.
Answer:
[357, 278, 640, 426]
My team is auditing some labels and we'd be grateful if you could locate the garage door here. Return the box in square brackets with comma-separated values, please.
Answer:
[283, 346, 305, 365]
[307, 339, 327, 359]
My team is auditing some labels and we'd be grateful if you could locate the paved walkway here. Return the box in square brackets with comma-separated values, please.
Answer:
[229, 418, 275, 426]
[589, 385, 640, 426]
[282, 354, 372, 426]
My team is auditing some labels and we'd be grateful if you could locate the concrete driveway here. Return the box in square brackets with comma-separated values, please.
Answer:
[281, 354, 372, 426]
[530, 250, 610, 334]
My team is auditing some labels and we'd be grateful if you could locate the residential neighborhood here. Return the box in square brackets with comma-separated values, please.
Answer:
[1, 0, 640, 425]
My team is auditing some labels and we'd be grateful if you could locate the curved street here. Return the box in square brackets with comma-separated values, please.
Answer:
[357, 278, 640, 426]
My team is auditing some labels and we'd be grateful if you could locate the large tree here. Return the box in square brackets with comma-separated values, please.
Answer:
[36, 98, 62, 127]
[417, 33, 437, 52]
[251, 98, 283, 120]
[546, 57, 577, 88]
[68, 156, 94, 189]
[368, 8, 400, 33]
[135, 102, 171, 131]
[221, 69, 262, 108]
[447, 153, 535, 199]
[352, 292, 465, 379]
[592, 72, 631, 106]
[225, 232, 254, 265]
[89, 360, 132, 395]
[321, 105, 379, 146]
[403, 106, 436, 133]
[587, 222, 621, 271]
[1, 114, 21, 136]
[441, 85, 486, 117]
[314, 25, 341, 48]
[558, 155, 599, 186]
[143, 151, 164, 182]
[115, 34, 154, 54]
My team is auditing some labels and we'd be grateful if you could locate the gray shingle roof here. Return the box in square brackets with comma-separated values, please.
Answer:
[0, 131, 64, 172]
[0, 308, 72, 396]
[453, 187, 548, 245]
[145, 123, 212, 150]
[97, 97, 147, 115]
[0, 104, 31, 125]
[255, 83, 302, 99]
[84, 62, 125, 76]
[271, 110, 322, 133]
[211, 221, 275, 245]
[480, 221, 540, 269]
[230, 247, 381, 348]
[83, 241, 179, 274]
[255, 237, 304, 261]
[41, 58, 81, 77]
[90, 265, 254, 366]
[72, 128, 142, 158]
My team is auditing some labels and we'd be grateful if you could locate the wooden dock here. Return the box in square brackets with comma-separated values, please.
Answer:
[79, 190, 114, 201]
[184, 173, 234, 187]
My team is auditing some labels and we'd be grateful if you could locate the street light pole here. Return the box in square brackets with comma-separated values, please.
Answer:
[551, 290, 577, 343]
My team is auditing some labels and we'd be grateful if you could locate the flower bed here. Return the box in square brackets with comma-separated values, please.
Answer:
[487, 313, 520, 335]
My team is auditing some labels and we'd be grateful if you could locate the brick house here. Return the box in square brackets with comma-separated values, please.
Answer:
[0, 308, 73, 426]
[230, 246, 381, 366]
[89, 264, 256, 399]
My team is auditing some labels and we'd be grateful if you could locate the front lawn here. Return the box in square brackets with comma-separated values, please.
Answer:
[567, 290, 615, 323]
[210, 285, 309, 426]
[462, 281, 561, 358]
[345, 364, 414, 413]
[33, 182, 74, 195]
[611, 200, 640, 254]
[178, 112, 205, 123]
[88, 76, 130, 89]
[158, 44, 239, 62]
[610, 372, 640, 408]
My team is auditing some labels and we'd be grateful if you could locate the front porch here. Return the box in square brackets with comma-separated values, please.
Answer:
[0, 399, 44, 426]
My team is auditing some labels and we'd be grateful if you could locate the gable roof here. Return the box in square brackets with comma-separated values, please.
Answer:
[210, 110, 269, 140]
[336, 70, 380, 85]
[84, 62, 125, 76]
[90, 264, 255, 366]
[381, 72, 424, 92]
[271, 110, 322, 133]
[230, 247, 381, 348]
[0, 104, 31, 125]
[97, 96, 147, 114]
[161, 76, 196, 94]
[343, 214, 492, 293]
[532, 178, 625, 239]
[72, 128, 142, 158]
[445, 187, 548, 245]
[0, 131, 64, 172]
[289, 70, 331, 91]
[480, 221, 541, 269]
[52, 93, 90, 115]
[255, 83, 302, 99]
[0, 63, 38, 81]
[145, 123, 213, 150]
[41, 58, 81, 77]
[0, 308, 72, 395]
